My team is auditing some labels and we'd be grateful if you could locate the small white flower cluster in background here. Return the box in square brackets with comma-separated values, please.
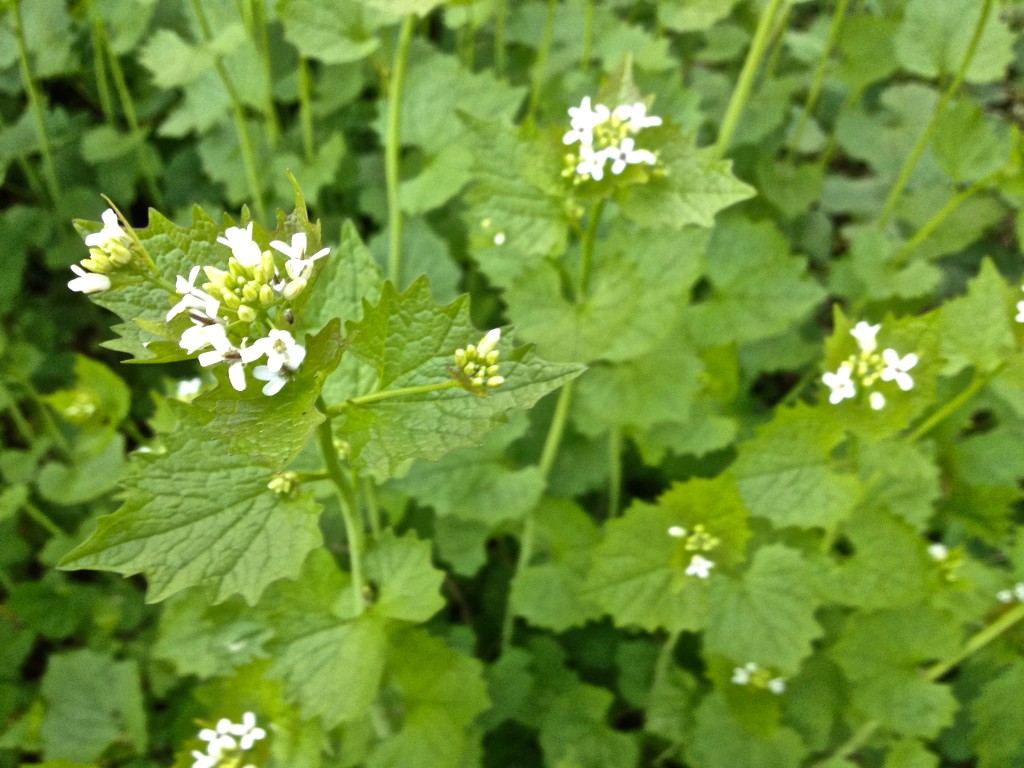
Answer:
[996, 582, 1024, 604]
[166, 224, 325, 396]
[68, 208, 136, 294]
[822, 321, 918, 410]
[562, 96, 661, 183]
[667, 522, 720, 580]
[926, 542, 962, 582]
[731, 662, 786, 694]
[454, 328, 505, 391]
[1016, 285, 1024, 323]
[191, 711, 266, 768]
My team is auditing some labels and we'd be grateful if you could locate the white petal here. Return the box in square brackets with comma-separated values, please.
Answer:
[228, 362, 247, 391]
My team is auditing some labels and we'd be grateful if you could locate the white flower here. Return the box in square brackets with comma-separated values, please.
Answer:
[252, 365, 289, 396]
[869, 391, 886, 410]
[476, 328, 501, 358]
[575, 143, 608, 181]
[493, 232, 506, 246]
[217, 222, 263, 268]
[248, 329, 305, 373]
[849, 321, 880, 354]
[927, 543, 948, 561]
[767, 677, 786, 695]
[881, 348, 917, 391]
[198, 718, 237, 754]
[175, 378, 203, 399]
[84, 208, 130, 251]
[563, 96, 610, 146]
[685, 554, 715, 579]
[68, 264, 111, 294]
[667, 525, 687, 538]
[606, 137, 657, 175]
[191, 749, 217, 768]
[822, 363, 856, 404]
[229, 711, 267, 751]
[271, 232, 330, 281]
[732, 662, 758, 685]
[613, 102, 663, 132]
[168, 265, 220, 321]
[180, 320, 230, 356]
[997, 589, 1014, 604]
[1015, 298, 1023, 323]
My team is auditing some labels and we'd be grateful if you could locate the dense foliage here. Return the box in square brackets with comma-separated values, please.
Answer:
[2, 1, 1024, 767]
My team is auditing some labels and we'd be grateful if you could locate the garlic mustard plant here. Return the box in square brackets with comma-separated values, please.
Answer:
[562, 96, 661, 183]
[822, 321, 919, 410]
[191, 712, 267, 768]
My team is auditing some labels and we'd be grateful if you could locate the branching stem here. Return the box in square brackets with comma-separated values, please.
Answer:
[325, 380, 460, 417]
[907, 364, 1003, 444]
[386, 15, 416, 287]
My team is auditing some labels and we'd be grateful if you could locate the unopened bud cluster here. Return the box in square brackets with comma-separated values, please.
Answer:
[668, 523, 720, 579]
[267, 470, 300, 495]
[562, 97, 662, 183]
[454, 328, 505, 391]
[191, 711, 266, 768]
[927, 543, 962, 583]
[822, 321, 918, 411]
[68, 208, 138, 294]
[731, 662, 786, 695]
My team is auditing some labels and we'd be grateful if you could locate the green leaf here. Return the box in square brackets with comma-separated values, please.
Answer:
[40, 649, 146, 762]
[969, 659, 1024, 768]
[277, 0, 380, 64]
[688, 692, 806, 768]
[683, 217, 826, 345]
[895, 0, 1015, 84]
[938, 258, 1017, 376]
[705, 545, 822, 675]
[658, 0, 741, 32]
[882, 740, 939, 768]
[932, 101, 1010, 183]
[510, 499, 603, 632]
[361, 0, 445, 16]
[139, 29, 215, 88]
[60, 403, 323, 604]
[855, 439, 940, 531]
[333, 277, 582, 477]
[830, 607, 961, 738]
[368, 628, 491, 768]
[733, 404, 859, 532]
[538, 683, 640, 768]
[36, 433, 126, 505]
[585, 475, 750, 633]
[834, 15, 899, 90]
[365, 530, 446, 623]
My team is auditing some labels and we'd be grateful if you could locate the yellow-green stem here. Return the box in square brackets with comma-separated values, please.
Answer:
[297, 57, 316, 162]
[877, 0, 993, 227]
[326, 380, 460, 417]
[787, 0, 851, 159]
[88, 3, 114, 123]
[891, 176, 994, 268]
[190, 0, 266, 221]
[25, 501, 64, 537]
[713, 0, 786, 160]
[578, 198, 606, 300]
[250, 0, 281, 147]
[907, 365, 1003, 444]
[316, 398, 366, 616]
[12, 0, 61, 204]
[526, 0, 558, 123]
[386, 15, 416, 287]
[581, 0, 595, 73]
[608, 426, 623, 517]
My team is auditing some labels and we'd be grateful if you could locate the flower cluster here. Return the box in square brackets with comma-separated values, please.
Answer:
[667, 523, 720, 579]
[267, 470, 299, 495]
[926, 543, 962, 583]
[191, 711, 266, 768]
[68, 208, 137, 294]
[731, 662, 786, 695]
[822, 321, 918, 410]
[166, 225, 326, 395]
[454, 328, 505, 392]
[996, 582, 1024, 604]
[562, 96, 661, 183]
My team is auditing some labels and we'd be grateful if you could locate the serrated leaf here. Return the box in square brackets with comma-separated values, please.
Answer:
[688, 693, 806, 768]
[733, 404, 859, 532]
[939, 258, 1017, 375]
[585, 475, 750, 633]
[856, 439, 940, 531]
[539, 683, 640, 768]
[332, 277, 582, 477]
[278, 0, 380, 64]
[969, 658, 1024, 768]
[705, 545, 822, 675]
[139, 29, 215, 88]
[60, 403, 323, 604]
[365, 530, 446, 623]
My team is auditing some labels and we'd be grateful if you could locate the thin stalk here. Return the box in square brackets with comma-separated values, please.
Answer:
[815, 84, 863, 172]
[88, 3, 115, 123]
[385, 15, 416, 286]
[763, 2, 792, 80]
[878, 0, 993, 227]
[362, 475, 382, 537]
[4, 394, 35, 445]
[11, 0, 61, 204]
[297, 57, 316, 162]
[780, 365, 820, 407]
[316, 398, 366, 616]
[95, 17, 164, 208]
[649, 630, 682, 706]
[190, 0, 266, 221]
[326, 380, 460, 417]
[830, 601, 1024, 761]
[608, 426, 623, 517]
[581, 0, 595, 73]
[24, 501, 64, 537]
[787, 0, 851, 159]
[494, 2, 507, 76]
[891, 176, 993, 268]
[0, 113, 45, 199]
[526, 0, 558, 123]
[250, 0, 281, 147]
[578, 198, 605, 300]
[907, 365, 1003, 444]
[713, 0, 786, 160]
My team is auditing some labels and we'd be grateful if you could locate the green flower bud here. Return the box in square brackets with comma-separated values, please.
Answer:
[107, 241, 133, 267]
[204, 265, 228, 286]
[283, 279, 306, 301]
[260, 252, 276, 283]
[486, 376, 505, 388]
[236, 304, 257, 323]
[223, 289, 241, 309]
[259, 284, 275, 306]
[241, 282, 260, 304]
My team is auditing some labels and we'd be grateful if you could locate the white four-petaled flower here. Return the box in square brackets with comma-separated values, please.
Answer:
[68, 264, 111, 294]
[880, 348, 917, 391]
[84, 208, 130, 251]
[217, 222, 263, 268]
[822, 363, 855, 404]
[849, 321, 880, 354]
[685, 554, 715, 579]
[168, 265, 220, 321]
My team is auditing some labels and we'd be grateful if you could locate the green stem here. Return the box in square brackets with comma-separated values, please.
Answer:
[608, 426, 623, 517]
[4, 394, 35, 445]
[363, 475, 382, 537]
[24, 501, 64, 537]
[11, 0, 61, 204]
[190, 0, 265, 221]
[649, 630, 681, 706]
[581, 0, 595, 73]
[326, 380, 460, 417]
[386, 15, 416, 287]
[815, 84, 863, 172]
[877, 0, 993, 227]
[787, 0, 851, 159]
[713, 0, 786, 160]
[578, 198, 605, 300]
[250, 0, 281, 147]
[907, 365, 1003, 444]
[890, 176, 993, 268]
[316, 398, 366, 616]
[88, 2, 115, 123]
[494, 2, 507, 77]
[526, 0, 558, 123]
[762, 2, 792, 80]
[830, 601, 1024, 761]
[297, 57, 316, 163]
[780, 365, 820, 407]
